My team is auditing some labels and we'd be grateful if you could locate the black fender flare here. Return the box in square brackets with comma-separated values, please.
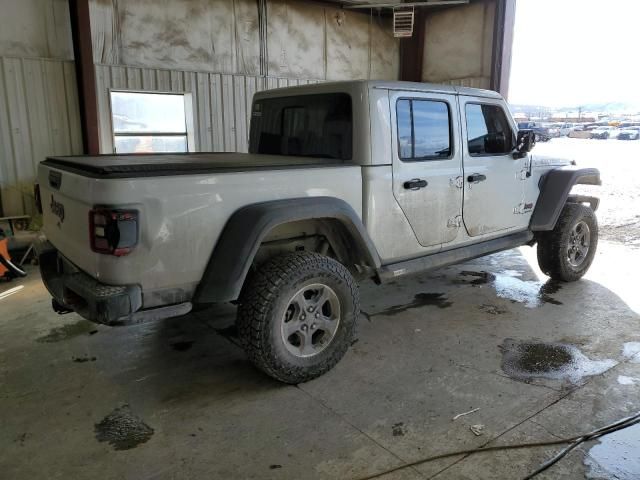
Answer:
[194, 197, 381, 304]
[529, 166, 601, 231]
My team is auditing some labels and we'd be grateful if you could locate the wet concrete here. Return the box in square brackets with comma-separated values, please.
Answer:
[500, 339, 617, 384]
[2, 241, 640, 479]
[94, 405, 154, 451]
[456, 270, 562, 308]
[377, 292, 452, 316]
[584, 423, 640, 480]
[36, 319, 97, 342]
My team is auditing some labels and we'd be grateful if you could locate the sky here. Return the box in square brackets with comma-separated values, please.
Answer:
[509, 0, 640, 108]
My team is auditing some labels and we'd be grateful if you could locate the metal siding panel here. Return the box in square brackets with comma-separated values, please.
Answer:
[196, 72, 212, 151]
[157, 69, 171, 91]
[63, 62, 83, 154]
[245, 75, 257, 140]
[22, 59, 50, 180]
[95, 64, 113, 153]
[209, 73, 224, 151]
[44, 60, 72, 155]
[109, 65, 126, 89]
[141, 68, 156, 90]
[221, 74, 236, 152]
[3, 58, 33, 192]
[126, 66, 142, 89]
[0, 56, 81, 215]
[0, 59, 22, 215]
[233, 75, 247, 152]
[170, 70, 184, 91]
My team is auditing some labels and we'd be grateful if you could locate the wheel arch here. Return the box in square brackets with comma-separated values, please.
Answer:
[193, 197, 381, 304]
[530, 166, 601, 232]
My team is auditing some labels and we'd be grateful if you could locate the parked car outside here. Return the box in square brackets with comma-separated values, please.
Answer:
[591, 126, 617, 139]
[551, 123, 572, 136]
[517, 121, 552, 142]
[618, 127, 640, 140]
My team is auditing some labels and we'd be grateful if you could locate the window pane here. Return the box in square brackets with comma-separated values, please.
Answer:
[397, 100, 412, 159]
[111, 92, 186, 133]
[412, 100, 450, 158]
[249, 93, 352, 160]
[114, 136, 187, 153]
[466, 104, 513, 156]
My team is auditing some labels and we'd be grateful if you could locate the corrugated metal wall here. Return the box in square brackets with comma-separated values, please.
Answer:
[0, 56, 82, 216]
[95, 63, 320, 154]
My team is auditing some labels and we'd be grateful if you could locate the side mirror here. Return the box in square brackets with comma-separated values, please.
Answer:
[513, 129, 535, 159]
[484, 132, 507, 154]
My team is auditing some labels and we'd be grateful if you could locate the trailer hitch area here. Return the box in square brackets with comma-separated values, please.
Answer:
[52, 298, 73, 315]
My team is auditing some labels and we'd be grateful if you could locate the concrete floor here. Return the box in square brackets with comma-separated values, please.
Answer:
[2, 239, 640, 480]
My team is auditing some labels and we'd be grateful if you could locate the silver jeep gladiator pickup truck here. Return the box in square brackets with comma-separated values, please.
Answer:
[38, 81, 601, 383]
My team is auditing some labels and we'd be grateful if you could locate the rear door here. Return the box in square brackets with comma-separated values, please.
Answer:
[459, 98, 529, 236]
[390, 91, 463, 248]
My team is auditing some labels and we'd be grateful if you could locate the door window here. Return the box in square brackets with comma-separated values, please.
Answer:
[397, 99, 451, 161]
[465, 104, 514, 156]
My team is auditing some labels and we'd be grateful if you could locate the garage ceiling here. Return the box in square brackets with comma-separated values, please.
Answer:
[321, 0, 469, 9]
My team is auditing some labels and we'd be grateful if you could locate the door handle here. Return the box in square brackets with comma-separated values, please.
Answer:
[467, 173, 487, 184]
[403, 178, 428, 190]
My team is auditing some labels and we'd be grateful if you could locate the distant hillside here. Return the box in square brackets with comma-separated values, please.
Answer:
[510, 101, 640, 115]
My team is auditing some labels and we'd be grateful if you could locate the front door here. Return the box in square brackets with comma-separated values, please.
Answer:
[391, 91, 463, 248]
[459, 99, 529, 236]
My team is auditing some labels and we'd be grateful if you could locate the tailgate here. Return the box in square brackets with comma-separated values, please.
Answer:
[38, 163, 98, 276]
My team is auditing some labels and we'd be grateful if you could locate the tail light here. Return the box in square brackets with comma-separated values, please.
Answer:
[89, 209, 138, 256]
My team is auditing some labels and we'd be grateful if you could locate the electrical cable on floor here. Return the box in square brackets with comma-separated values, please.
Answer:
[353, 411, 640, 480]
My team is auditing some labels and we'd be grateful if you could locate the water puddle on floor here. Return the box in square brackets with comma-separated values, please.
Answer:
[500, 339, 617, 383]
[584, 423, 640, 480]
[378, 293, 452, 316]
[94, 405, 154, 450]
[457, 271, 562, 308]
[37, 320, 97, 342]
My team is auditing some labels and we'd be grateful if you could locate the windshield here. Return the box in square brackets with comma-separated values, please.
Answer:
[249, 93, 352, 161]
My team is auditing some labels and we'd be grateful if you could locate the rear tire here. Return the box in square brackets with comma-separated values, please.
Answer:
[237, 252, 359, 384]
[537, 203, 598, 282]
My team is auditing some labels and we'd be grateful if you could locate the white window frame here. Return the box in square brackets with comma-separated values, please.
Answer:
[108, 89, 195, 153]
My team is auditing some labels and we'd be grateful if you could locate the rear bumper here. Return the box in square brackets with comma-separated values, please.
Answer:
[39, 246, 142, 325]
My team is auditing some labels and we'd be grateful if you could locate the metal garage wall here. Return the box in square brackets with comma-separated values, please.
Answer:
[0, 57, 82, 216]
[89, 0, 399, 82]
[95, 64, 319, 154]
[0, 0, 80, 216]
[421, 0, 495, 89]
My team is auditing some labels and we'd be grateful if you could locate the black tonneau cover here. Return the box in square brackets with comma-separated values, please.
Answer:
[42, 152, 347, 179]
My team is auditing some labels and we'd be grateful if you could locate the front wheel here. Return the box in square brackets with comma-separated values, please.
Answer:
[237, 252, 359, 384]
[536, 203, 598, 281]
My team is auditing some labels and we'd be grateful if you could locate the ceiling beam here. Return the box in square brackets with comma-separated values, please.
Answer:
[342, 0, 469, 9]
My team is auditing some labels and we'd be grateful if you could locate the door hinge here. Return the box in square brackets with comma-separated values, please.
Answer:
[450, 176, 464, 188]
[519, 168, 530, 180]
[447, 215, 463, 228]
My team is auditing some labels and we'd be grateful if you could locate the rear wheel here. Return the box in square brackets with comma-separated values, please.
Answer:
[537, 203, 598, 281]
[237, 252, 359, 384]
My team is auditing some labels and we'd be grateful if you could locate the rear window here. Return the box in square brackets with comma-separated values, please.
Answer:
[249, 93, 352, 161]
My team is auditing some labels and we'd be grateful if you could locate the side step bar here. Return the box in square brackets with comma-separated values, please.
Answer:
[377, 231, 534, 282]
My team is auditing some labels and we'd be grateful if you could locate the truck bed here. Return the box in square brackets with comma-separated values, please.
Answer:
[42, 153, 346, 178]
